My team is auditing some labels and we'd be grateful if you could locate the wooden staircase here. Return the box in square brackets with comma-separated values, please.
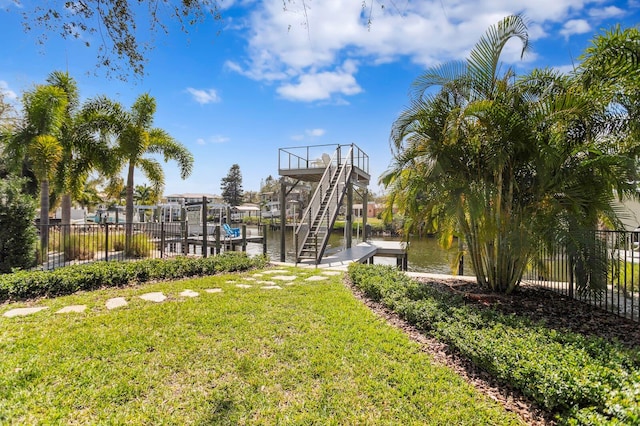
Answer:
[295, 146, 353, 263]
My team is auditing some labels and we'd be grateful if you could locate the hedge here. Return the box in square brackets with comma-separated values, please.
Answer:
[0, 253, 268, 302]
[347, 263, 640, 425]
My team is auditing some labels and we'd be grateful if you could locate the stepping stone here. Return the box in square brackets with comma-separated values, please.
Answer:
[305, 276, 328, 282]
[139, 292, 167, 302]
[205, 288, 223, 293]
[106, 297, 128, 310]
[236, 284, 252, 289]
[271, 275, 297, 281]
[252, 273, 263, 278]
[56, 305, 87, 314]
[244, 277, 256, 281]
[3, 307, 48, 318]
[322, 271, 342, 276]
[180, 290, 199, 298]
[262, 270, 288, 274]
[257, 280, 276, 285]
[261, 285, 282, 290]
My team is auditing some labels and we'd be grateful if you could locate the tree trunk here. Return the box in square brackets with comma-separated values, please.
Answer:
[40, 180, 50, 261]
[61, 193, 71, 255]
[125, 161, 135, 255]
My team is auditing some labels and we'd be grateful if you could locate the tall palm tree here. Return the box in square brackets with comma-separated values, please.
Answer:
[95, 93, 193, 250]
[7, 85, 68, 255]
[46, 71, 118, 230]
[382, 15, 640, 294]
[46, 71, 81, 229]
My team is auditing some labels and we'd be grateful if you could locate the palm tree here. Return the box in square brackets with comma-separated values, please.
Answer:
[382, 15, 640, 294]
[134, 184, 159, 205]
[46, 71, 86, 229]
[75, 176, 105, 210]
[96, 94, 193, 250]
[7, 85, 68, 255]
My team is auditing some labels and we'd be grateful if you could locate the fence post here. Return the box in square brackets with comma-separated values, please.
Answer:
[568, 254, 575, 299]
[262, 224, 267, 255]
[160, 221, 165, 258]
[182, 208, 188, 256]
[202, 196, 208, 258]
[242, 225, 247, 252]
[215, 225, 221, 255]
[104, 222, 109, 262]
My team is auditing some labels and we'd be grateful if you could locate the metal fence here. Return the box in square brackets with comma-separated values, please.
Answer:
[522, 230, 639, 322]
[35, 221, 267, 271]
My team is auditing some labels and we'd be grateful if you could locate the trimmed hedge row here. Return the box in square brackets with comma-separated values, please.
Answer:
[347, 263, 640, 425]
[0, 253, 268, 302]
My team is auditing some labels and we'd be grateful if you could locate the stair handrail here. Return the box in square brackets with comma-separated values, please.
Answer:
[295, 147, 341, 253]
[313, 154, 352, 242]
[300, 146, 354, 262]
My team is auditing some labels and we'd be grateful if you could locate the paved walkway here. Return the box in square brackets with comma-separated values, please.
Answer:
[2, 269, 343, 319]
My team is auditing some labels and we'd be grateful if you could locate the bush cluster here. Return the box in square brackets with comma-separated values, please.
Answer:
[0, 252, 268, 302]
[0, 177, 37, 273]
[347, 263, 640, 424]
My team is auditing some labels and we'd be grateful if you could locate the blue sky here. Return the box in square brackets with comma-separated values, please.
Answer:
[1, 0, 639, 197]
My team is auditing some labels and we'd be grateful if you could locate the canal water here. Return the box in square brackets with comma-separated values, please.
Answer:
[248, 227, 466, 275]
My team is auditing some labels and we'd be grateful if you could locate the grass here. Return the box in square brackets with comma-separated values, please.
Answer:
[0, 267, 522, 425]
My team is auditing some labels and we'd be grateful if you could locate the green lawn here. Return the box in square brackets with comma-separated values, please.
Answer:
[0, 267, 522, 425]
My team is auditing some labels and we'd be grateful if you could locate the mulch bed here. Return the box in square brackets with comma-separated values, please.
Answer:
[346, 277, 640, 426]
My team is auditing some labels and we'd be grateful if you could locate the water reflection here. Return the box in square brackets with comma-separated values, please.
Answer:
[246, 227, 471, 275]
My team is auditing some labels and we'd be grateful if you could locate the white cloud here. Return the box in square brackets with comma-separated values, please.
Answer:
[0, 80, 18, 101]
[306, 128, 325, 137]
[560, 19, 591, 39]
[227, 0, 621, 102]
[553, 63, 579, 75]
[186, 87, 221, 104]
[589, 6, 625, 20]
[196, 135, 230, 145]
[277, 60, 362, 102]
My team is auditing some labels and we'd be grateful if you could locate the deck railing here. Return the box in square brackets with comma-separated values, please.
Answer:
[279, 143, 369, 175]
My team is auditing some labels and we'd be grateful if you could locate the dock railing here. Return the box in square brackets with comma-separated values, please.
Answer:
[26, 220, 266, 272]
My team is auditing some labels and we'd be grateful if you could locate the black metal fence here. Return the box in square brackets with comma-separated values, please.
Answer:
[35, 221, 267, 271]
[522, 230, 639, 322]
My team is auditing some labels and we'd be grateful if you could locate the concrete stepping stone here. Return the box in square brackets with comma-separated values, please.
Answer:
[56, 305, 87, 314]
[252, 273, 264, 277]
[262, 270, 289, 274]
[257, 280, 276, 285]
[236, 284, 252, 289]
[106, 297, 128, 310]
[180, 289, 199, 298]
[205, 288, 223, 293]
[244, 277, 256, 281]
[3, 307, 48, 318]
[322, 271, 342, 276]
[271, 275, 297, 281]
[305, 275, 328, 282]
[139, 292, 167, 302]
[261, 285, 282, 290]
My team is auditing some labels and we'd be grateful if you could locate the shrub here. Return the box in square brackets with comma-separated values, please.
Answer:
[63, 234, 96, 261]
[347, 263, 640, 424]
[0, 177, 37, 273]
[0, 252, 268, 302]
[125, 234, 153, 258]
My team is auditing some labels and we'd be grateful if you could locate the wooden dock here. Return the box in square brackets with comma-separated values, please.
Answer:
[296, 240, 408, 270]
